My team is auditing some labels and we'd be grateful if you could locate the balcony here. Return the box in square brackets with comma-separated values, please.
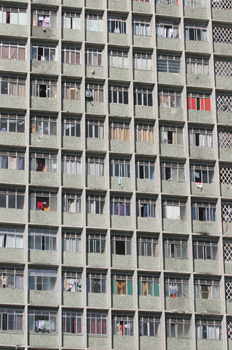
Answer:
[28, 250, 57, 265]
[186, 74, 211, 88]
[189, 146, 214, 160]
[132, 1, 151, 13]
[62, 251, 82, 266]
[165, 297, 190, 312]
[87, 335, 108, 349]
[111, 254, 134, 269]
[85, 31, 104, 43]
[214, 43, 232, 56]
[133, 35, 152, 48]
[62, 291, 82, 307]
[137, 256, 159, 271]
[86, 138, 105, 151]
[113, 336, 135, 350]
[110, 177, 131, 191]
[32, 26, 57, 40]
[167, 339, 192, 350]
[62, 100, 81, 114]
[31, 97, 57, 112]
[31, 61, 58, 75]
[29, 210, 57, 226]
[62, 213, 82, 227]
[0, 208, 25, 224]
[161, 181, 186, 195]
[195, 299, 221, 313]
[86, 214, 106, 228]
[0, 331, 24, 346]
[217, 111, 232, 125]
[137, 217, 158, 232]
[139, 295, 160, 311]
[30, 171, 58, 187]
[215, 76, 232, 90]
[29, 333, 58, 347]
[140, 337, 161, 350]
[62, 29, 81, 42]
[87, 253, 107, 267]
[86, 101, 105, 115]
[212, 8, 231, 22]
[109, 103, 129, 117]
[110, 140, 131, 154]
[0, 23, 27, 37]
[0, 131, 26, 147]
[86, 0, 103, 8]
[107, 0, 127, 11]
[134, 105, 153, 119]
[62, 64, 82, 77]
[109, 67, 130, 81]
[30, 133, 58, 148]
[136, 179, 156, 193]
[133, 70, 153, 83]
[0, 247, 24, 264]
[112, 294, 134, 309]
[111, 215, 132, 230]
[0, 169, 25, 185]
[1, 59, 26, 73]
[159, 108, 184, 122]
[157, 72, 182, 85]
[63, 334, 83, 348]
[62, 0, 82, 7]
[184, 6, 207, 19]
[157, 38, 181, 51]
[185, 40, 209, 53]
[164, 258, 189, 272]
[191, 183, 216, 197]
[160, 144, 184, 158]
[194, 260, 220, 274]
[156, 3, 179, 16]
[88, 292, 107, 308]
[196, 339, 223, 350]
[29, 290, 57, 306]
[85, 66, 104, 79]
[162, 219, 187, 233]
[32, 0, 59, 4]
[0, 94, 26, 110]
[223, 222, 232, 237]
[224, 260, 232, 275]
[135, 142, 155, 155]
[86, 176, 106, 190]
[188, 110, 212, 124]
[0, 288, 24, 304]
[108, 33, 128, 46]
[62, 174, 82, 188]
[192, 220, 218, 235]
[62, 136, 82, 150]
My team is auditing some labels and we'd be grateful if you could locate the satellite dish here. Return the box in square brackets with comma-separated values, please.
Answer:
[85, 90, 92, 99]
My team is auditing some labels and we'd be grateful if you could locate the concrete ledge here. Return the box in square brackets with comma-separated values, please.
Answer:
[62, 291, 82, 307]
[164, 258, 189, 272]
[29, 290, 58, 306]
[29, 250, 57, 265]
[112, 294, 134, 309]
[139, 296, 160, 311]
[194, 260, 220, 274]
[88, 293, 107, 308]
[112, 254, 134, 269]
[138, 256, 160, 271]
[62, 334, 83, 348]
[62, 252, 82, 266]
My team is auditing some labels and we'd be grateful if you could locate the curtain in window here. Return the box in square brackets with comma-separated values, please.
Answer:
[189, 133, 196, 146]
[16, 235, 23, 248]
[6, 234, 15, 248]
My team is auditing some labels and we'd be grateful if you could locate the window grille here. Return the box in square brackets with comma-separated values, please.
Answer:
[163, 200, 186, 220]
[62, 270, 82, 292]
[111, 235, 132, 255]
[215, 58, 232, 78]
[161, 161, 185, 182]
[110, 196, 131, 216]
[32, 44, 56, 62]
[87, 233, 106, 254]
[63, 117, 81, 137]
[110, 158, 130, 178]
[0, 226, 24, 249]
[135, 123, 154, 143]
[86, 83, 103, 102]
[158, 89, 181, 109]
[0, 41, 26, 60]
[85, 14, 103, 32]
[86, 119, 104, 139]
[220, 165, 232, 185]
[165, 277, 189, 298]
[87, 273, 106, 293]
[132, 18, 151, 36]
[108, 85, 128, 104]
[136, 197, 156, 218]
[0, 267, 23, 289]
[134, 87, 153, 106]
[213, 25, 232, 44]
[62, 311, 82, 334]
[62, 231, 81, 253]
[218, 129, 232, 149]
[32, 9, 57, 28]
[87, 313, 107, 334]
[228, 320, 232, 340]
[112, 314, 133, 336]
[222, 203, 232, 224]
[139, 316, 160, 337]
[212, 0, 232, 10]
[62, 81, 80, 100]
[186, 56, 209, 76]
[225, 280, 232, 300]
[193, 240, 218, 260]
[184, 23, 208, 42]
[29, 228, 57, 251]
[157, 54, 181, 73]
[108, 16, 127, 34]
[192, 201, 216, 222]
[63, 192, 81, 214]
[185, 0, 206, 8]
[0, 76, 26, 96]
[196, 319, 221, 340]
[216, 93, 232, 113]
[156, 20, 179, 39]
[109, 50, 129, 69]
[62, 46, 80, 65]
[0, 6, 27, 25]
[109, 121, 130, 141]
[86, 194, 105, 215]
[31, 115, 57, 135]
[190, 163, 214, 184]
[62, 154, 81, 175]
[85, 48, 102, 66]
[0, 112, 25, 133]
[224, 241, 232, 262]
[62, 12, 81, 30]
[86, 156, 104, 176]
[0, 150, 25, 171]
[31, 78, 57, 98]
[136, 159, 155, 179]
[133, 52, 152, 71]
[164, 238, 188, 259]
[166, 317, 191, 338]
[137, 236, 158, 257]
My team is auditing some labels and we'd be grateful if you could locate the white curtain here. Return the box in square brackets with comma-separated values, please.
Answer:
[16, 235, 24, 248]
[166, 205, 180, 220]
[19, 12, 27, 25]
[6, 234, 15, 248]
[0, 234, 4, 247]
[189, 133, 196, 146]
[76, 161, 81, 175]
[11, 12, 18, 24]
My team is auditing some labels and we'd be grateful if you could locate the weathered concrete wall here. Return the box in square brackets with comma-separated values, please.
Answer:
[215, 76, 232, 90]
[194, 260, 220, 274]
[157, 38, 181, 51]
[195, 299, 221, 313]
[137, 217, 158, 232]
[212, 9, 231, 22]
[186, 74, 211, 89]
[136, 142, 155, 155]
[214, 43, 232, 56]
[62, 136, 82, 150]
[107, 0, 127, 11]
[110, 177, 131, 191]
[62, 252, 82, 266]
[196, 339, 223, 350]
[0, 332, 24, 346]
[138, 256, 160, 271]
[133, 70, 153, 83]
[62, 174, 82, 188]
[188, 110, 212, 124]
[0, 132, 26, 147]
[189, 146, 214, 160]
[185, 40, 209, 54]
[32, 26, 58, 40]
[112, 294, 134, 310]
[62, 63, 82, 77]
[88, 293, 107, 308]
[133, 35, 152, 48]
[159, 108, 184, 122]
[62, 213, 82, 227]
[30, 210, 58, 226]
[109, 67, 129, 81]
[192, 221, 218, 235]
[0, 59, 26, 73]
[86, 31, 104, 43]
[167, 338, 192, 350]
[111, 215, 132, 230]
[86, 214, 106, 228]
[62, 334, 83, 348]
[0, 94, 26, 110]
[164, 258, 189, 272]
[62, 29, 82, 42]
[62, 291, 82, 307]
[31, 60, 58, 75]
[86, 175, 106, 190]
[0, 248, 24, 263]
[219, 148, 232, 161]
[132, 1, 151, 13]
[108, 33, 128, 46]
[160, 144, 184, 158]
[87, 335, 108, 348]
[113, 335, 135, 350]
[29, 290, 58, 306]
[136, 179, 156, 193]
[86, 101, 105, 115]
[191, 183, 216, 197]
[184, 6, 207, 18]
[139, 296, 160, 311]
[156, 3, 179, 16]
[162, 181, 186, 195]
[0, 23, 27, 37]
[111, 254, 134, 269]
[162, 218, 187, 233]
[29, 250, 57, 265]
[0, 289, 24, 304]
[109, 103, 130, 117]
[30, 171, 58, 187]
[158, 72, 182, 85]
[165, 297, 190, 312]
[29, 333, 58, 347]
[62, 100, 81, 114]
[30, 134, 58, 148]
[31, 97, 57, 112]
[0, 208, 25, 224]
[140, 337, 161, 350]
[134, 105, 153, 119]
[110, 140, 131, 153]
[0, 169, 25, 185]
[87, 253, 107, 268]
[217, 111, 232, 126]
[86, 0, 103, 8]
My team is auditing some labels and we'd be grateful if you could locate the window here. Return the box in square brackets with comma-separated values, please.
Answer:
[109, 50, 128, 69]
[62, 81, 80, 100]
[135, 123, 154, 143]
[137, 236, 158, 257]
[62, 154, 81, 175]
[108, 16, 127, 34]
[192, 202, 216, 222]
[187, 92, 211, 111]
[0, 188, 24, 209]
[86, 83, 104, 102]
[28, 310, 57, 333]
[213, 25, 232, 44]
[194, 279, 220, 300]
[30, 190, 57, 212]
[189, 128, 213, 147]
[190, 164, 214, 183]
[62, 231, 81, 253]
[32, 44, 56, 62]
[186, 56, 209, 76]
[184, 24, 208, 42]
[0, 76, 26, 96]
[216, 94, 232, 113]
[157, 54, 181, 73]
[111, 235, 131, 255]
[0, 7, 27, 25]
[62, 12, 80, 30]
[196, 319, 221, 340]
[0, 267, 23, 289]
[165, 277, 189, 298]
[112, 274, 133, 295]
[136, 198, 156, 218]
[63, 117, 81, 137]
[28, 228, 57, 251]
[163, 200, 186, 220]
[185, 0, 205, 7]
[139, 316, 160, 337]
[62, 271, 82, 292]
[86, 119, 104, 139]
[85, 48, 102, 66]
[219, 129, 232, 149]
[28, 269, 57, 291]
[63, 192, 81, 214]
[85, 14, 103, 32]
[215, 58, 232, 78]
[30, 152, 57, 173]
[87, 233, 106, 254]
[194, 240, 218, 260]
[86, 156, 104, 176]
[133, 52, 152, 71]
[164, 238, 188, 259]
[62, 46, 80, 65]
[0, 41, 25, 60]
[112, 315, 133, 336]
[161, 162, 185, 182]
[32, 9, 56, 28]
[134, 87, 153, 106]
[87, 273, 106, 293]
[160, 126, 183, 145]
[62, 312, 82, 334]
[133, 0, 150, 2]
[31, 115, 57, 135]
[156, 20, 179, 38]
[166, 317, 190, 338]
[110, 121, 130, 141]
[132, 18, 151, 36]
[0, 150, 24, 171]
[31, 78, 57, 98]
[0, 308, 23, 331]
[87, 313, 107, 334]
[138, 276, 159, 296]
[110, 158, 130, 178]
[110, 196, 131, 216]
[158, 89, 181, 109]
[109, 85, 128, 104]
[86, 194, 105, 215]
[0, 226, 24, 249]
[0, 112, 25, 133]
[136, 160, 155, 179]
[156, 0, 177, 4]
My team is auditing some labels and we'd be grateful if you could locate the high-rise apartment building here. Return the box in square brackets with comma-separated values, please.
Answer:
[0, 0, 232, 349]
